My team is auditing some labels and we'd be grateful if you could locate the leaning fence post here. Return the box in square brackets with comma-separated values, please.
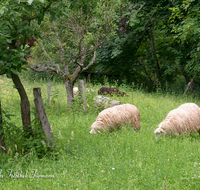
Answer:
[33, 88, 54, 149]
[78, 79, 87, 112]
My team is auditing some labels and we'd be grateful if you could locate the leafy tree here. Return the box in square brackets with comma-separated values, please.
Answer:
[170, 0, 200, 87]
[94, 0, 199, 92]
[94, 1, 169, 87]
[29, 0, 119, 105]
[0, 0, 57, 138]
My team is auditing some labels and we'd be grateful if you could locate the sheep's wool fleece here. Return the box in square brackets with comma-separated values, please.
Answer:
[90, 104, 140, 134]
[73, 87, 78, 96]
[155, 103, 200, 136]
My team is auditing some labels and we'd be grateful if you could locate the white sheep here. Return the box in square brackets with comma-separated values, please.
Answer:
[89, 104, 140, 134]
[73, 87, 94, 97]
[73, 87, 79, 97]
[154, 103, 200, 138]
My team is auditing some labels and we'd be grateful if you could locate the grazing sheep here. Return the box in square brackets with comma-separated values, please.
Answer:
[98, 87, 128, 97]
[94, 95, 121, 108]
[73, 87, 94, 97]
[89, 104, 140, 134]
[154, 103, 200, 138]
[73, 87, 79, 97]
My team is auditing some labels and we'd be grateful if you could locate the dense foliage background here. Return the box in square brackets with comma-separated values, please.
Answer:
[15, 0, 198, 95]
[1, 0, 200, 93]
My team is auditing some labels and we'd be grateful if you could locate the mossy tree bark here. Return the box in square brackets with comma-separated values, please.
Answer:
[11, 73, 33, 138]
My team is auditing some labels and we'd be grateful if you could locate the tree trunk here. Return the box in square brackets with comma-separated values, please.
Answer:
[183, 73, 190, 84]
[33, 88, 54, 149]
[183, 79, 194, 95]
[11, 73, 33, 138]
[0, 100, 6, 154]
[137, 59, 153, 85]
[149, 29, 162, 82]
[181, 65, 190, 84]
[65, 80, 74, 106]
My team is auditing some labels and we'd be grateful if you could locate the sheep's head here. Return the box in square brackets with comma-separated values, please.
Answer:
[89, 128, 100, 134]
[89, 121, 101, 135]
[154, 128, 165, 139]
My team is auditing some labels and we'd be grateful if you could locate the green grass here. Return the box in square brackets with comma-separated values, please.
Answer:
[1, 75, 200, 189]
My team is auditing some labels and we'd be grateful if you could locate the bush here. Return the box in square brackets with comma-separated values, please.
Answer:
[1, 108, 53, 158]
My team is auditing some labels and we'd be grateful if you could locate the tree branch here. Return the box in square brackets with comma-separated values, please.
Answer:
[134, 2, 145, 17]
[73, 36, 85, 66]
[136, 0, 163, 41]
[34, 38, 65, 76]
[28, 64, 65, 78]
[71, 66, 82, 83]
[52, 22, 70, 76]
[136, 58, 153, 83]
[82, 50, 97, 71]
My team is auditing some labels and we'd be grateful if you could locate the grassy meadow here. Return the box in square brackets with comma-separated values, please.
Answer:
[1, 75, 200, 189]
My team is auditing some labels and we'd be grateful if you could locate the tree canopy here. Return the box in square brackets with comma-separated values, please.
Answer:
[29, 0, 120, 105]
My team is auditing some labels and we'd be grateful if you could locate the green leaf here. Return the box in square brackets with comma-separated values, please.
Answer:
[0, 9, 4, 15]
[22, 67, 28, 71]
[10, 68, 19, 75]
[27, 0, 34, 5]
[17, 64, 22, 73]
[6, 71, 12, 78]
[0, 60, 4, 66]
[22, 65, 30, 69]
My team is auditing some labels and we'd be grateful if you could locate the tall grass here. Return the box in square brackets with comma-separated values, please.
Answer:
[1, 75, 200, 189]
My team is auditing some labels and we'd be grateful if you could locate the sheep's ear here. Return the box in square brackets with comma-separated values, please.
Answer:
[89, 129, 95, 134]
[154, 128, 164, 135]
[97, 130, 101, 133]
[154, 128, 161, 134]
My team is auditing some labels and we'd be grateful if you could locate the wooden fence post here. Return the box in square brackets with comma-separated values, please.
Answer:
[33, 88, 54, 149]
[78, 79, 87, 112]
[47, 83, 50, 105]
